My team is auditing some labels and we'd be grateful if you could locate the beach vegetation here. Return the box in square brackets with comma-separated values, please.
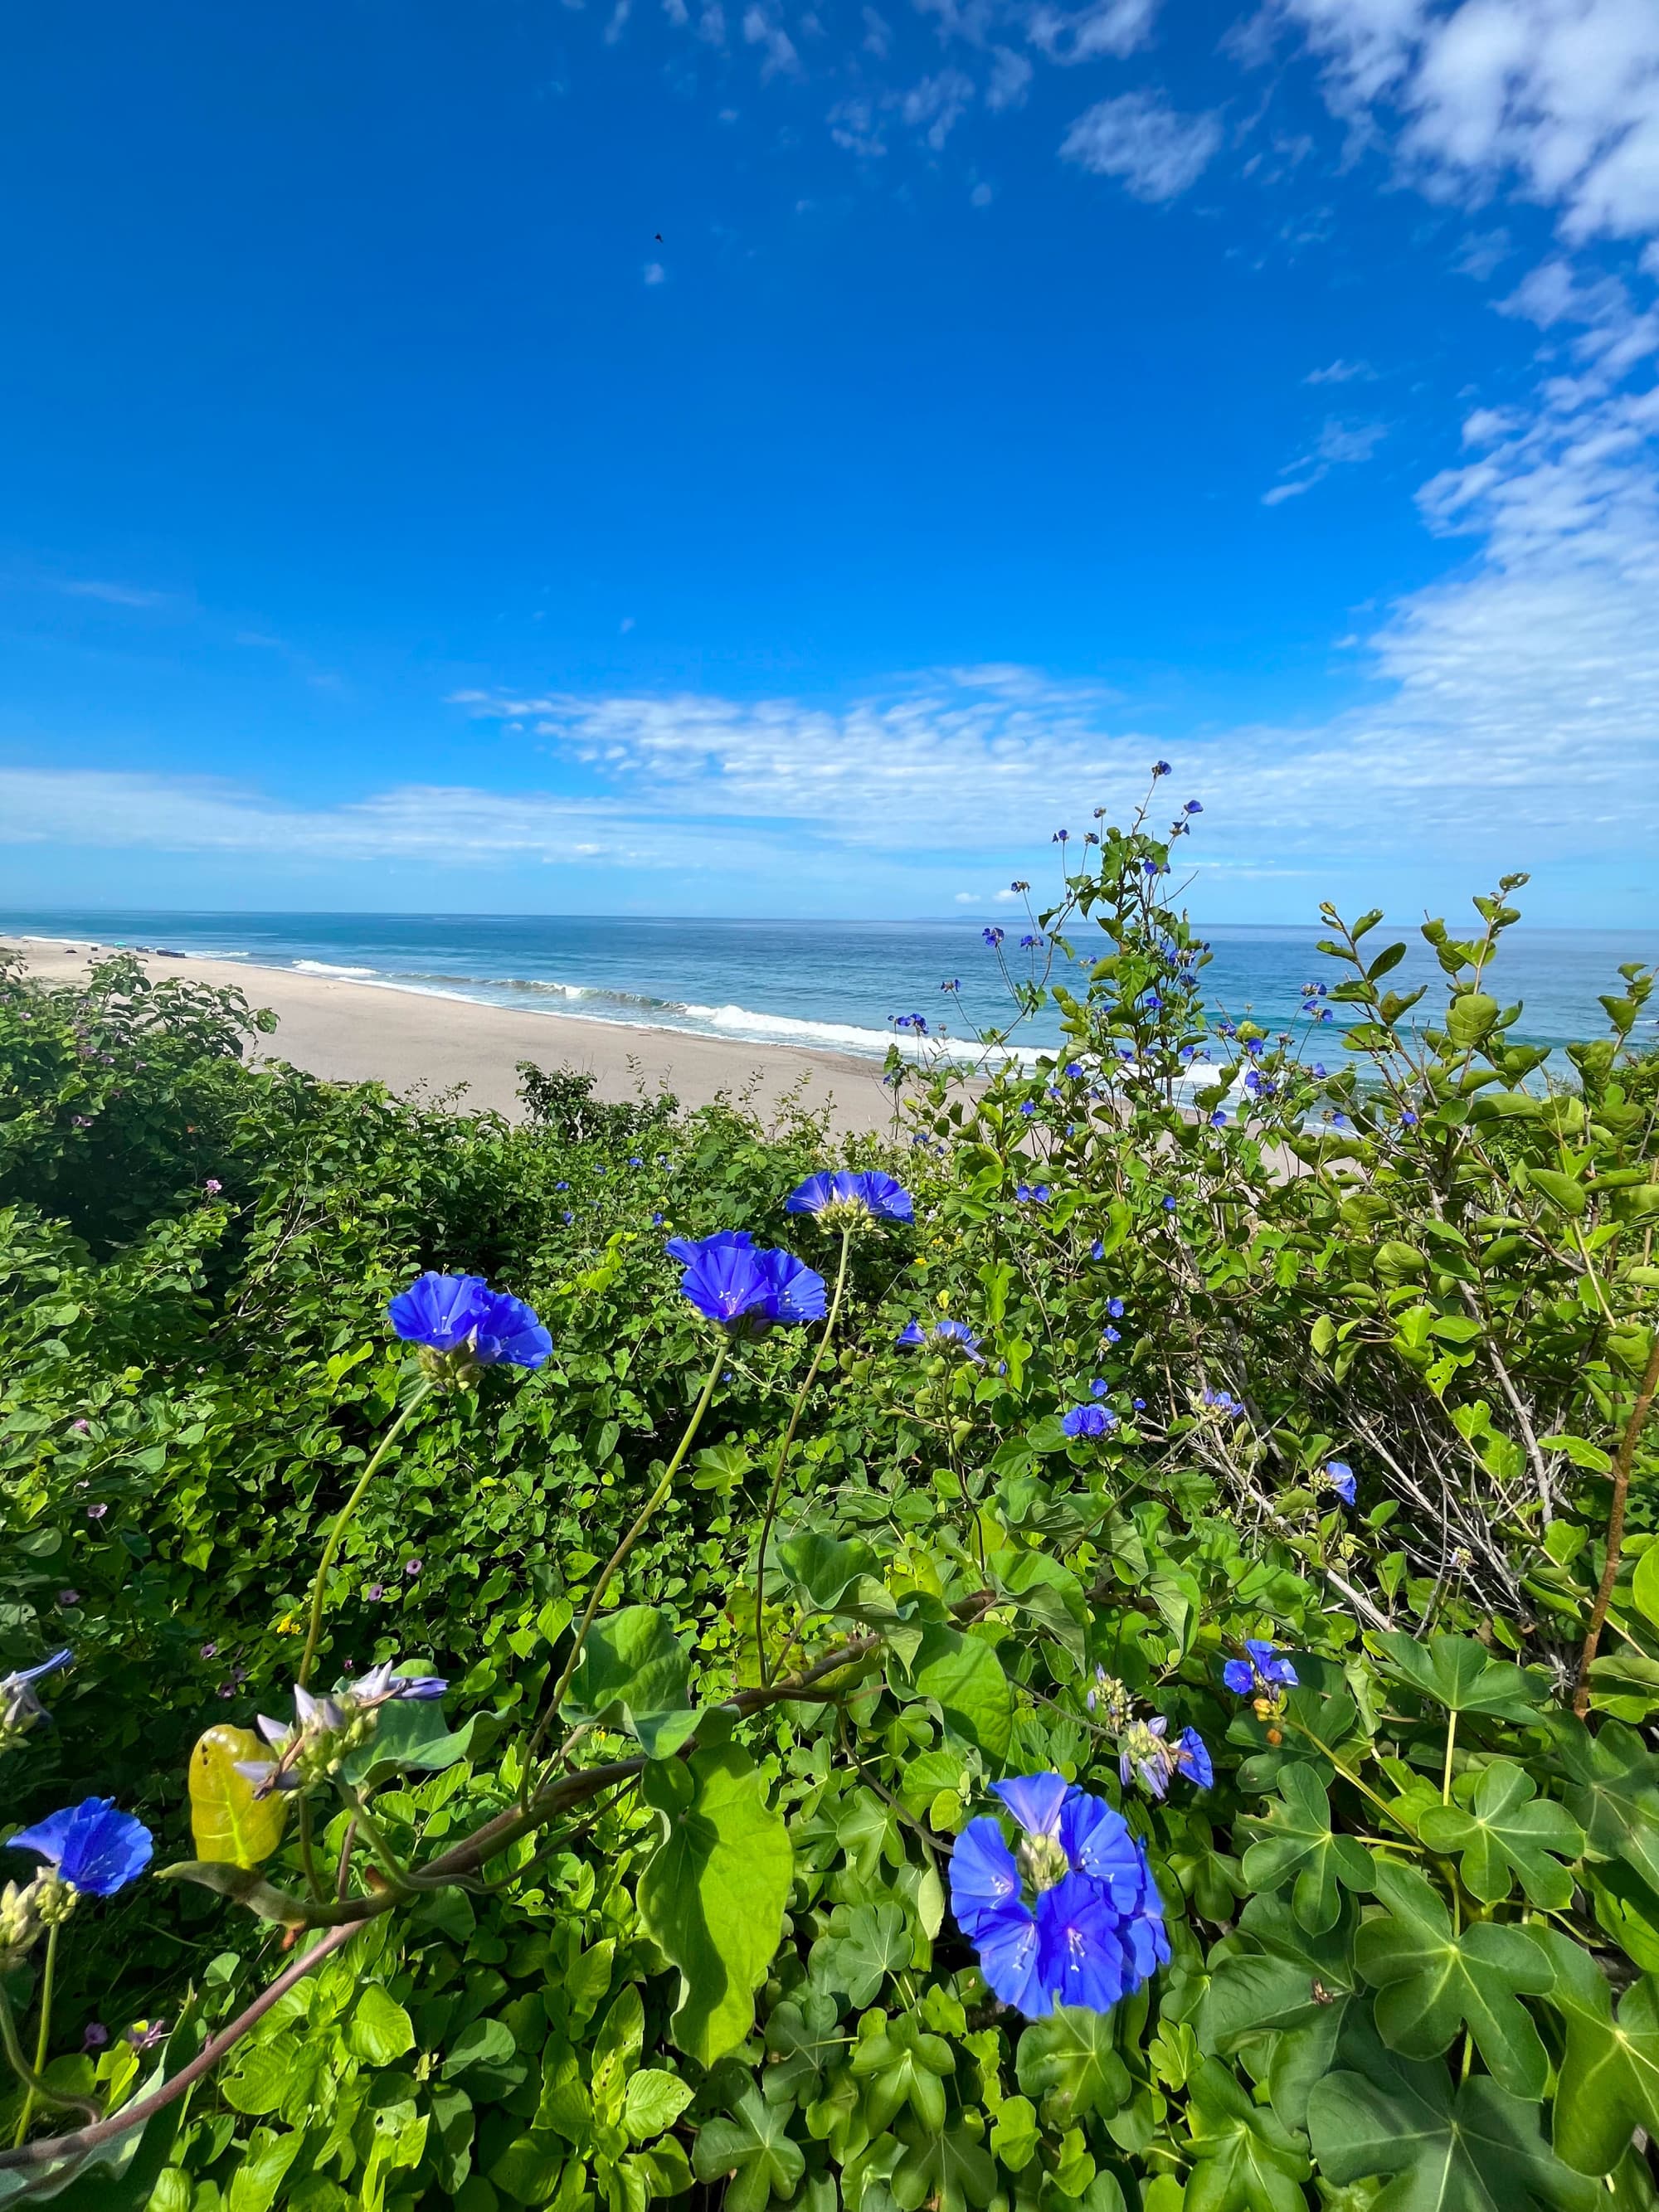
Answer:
[0, 783, 1656, 2210]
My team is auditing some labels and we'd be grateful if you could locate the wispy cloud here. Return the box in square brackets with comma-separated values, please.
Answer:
[1059, 92, 1222, 202]
[48, 577, 170, 610]
[1028, 0, 1160, 66]
[1269, 0, 1659, 246]
[1262, 416, 1389, 503]
[1304, 357, 1374, 385]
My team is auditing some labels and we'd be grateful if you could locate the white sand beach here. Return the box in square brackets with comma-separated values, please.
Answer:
[5, 938, 906, 1135]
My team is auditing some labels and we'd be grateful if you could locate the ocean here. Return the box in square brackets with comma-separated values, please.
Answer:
[2, 909, 1655, 1067]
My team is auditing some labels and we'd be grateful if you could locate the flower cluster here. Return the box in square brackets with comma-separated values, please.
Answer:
[950, 1776, 1169, 2018]
[388, 1272, 552, 1382]
[3, 1797, 153, 1959]
[786, 1170, 913, 1228]
[668, 1232, 825, 1334]
[1223, 1639, 1299, 1701]
[236, 1661, 448, 1798]
[1117, 1718, 1213, 1800]
[896, 1318, 984, 1364]
[1061, 1403, 1117, 1440]
[0, 1649, 71, 1753]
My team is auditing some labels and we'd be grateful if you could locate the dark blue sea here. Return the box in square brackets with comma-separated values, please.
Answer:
[2, 910, 1655, 1067]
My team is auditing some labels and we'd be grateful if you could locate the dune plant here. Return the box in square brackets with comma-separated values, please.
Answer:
[0, 790, 1654, 2210]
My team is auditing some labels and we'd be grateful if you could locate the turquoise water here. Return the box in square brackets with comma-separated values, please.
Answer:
[2, 909, 1655, 1066]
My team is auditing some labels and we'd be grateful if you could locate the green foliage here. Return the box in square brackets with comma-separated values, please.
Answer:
[1, 794, 1657, 2210]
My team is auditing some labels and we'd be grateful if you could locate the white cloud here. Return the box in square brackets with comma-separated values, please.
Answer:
[1272, 0, 1659, 246]
[1028, 0, 1161, 66]
[971, 179, 995, 204]
[1304, 356, 1374, 382]
[862, 5, 891, 54]
[1263, 416, 1389, 501]
[903, 67, 975, 147]
[829, 96, 887, 155]
[742, 4, 799, 75]
[644, 260, 666, 284]
[1059, 92, 1223, 201]
[51, 577, 170, 609]
[604, 0, 631, 41]
[985, 44, 1034, 109]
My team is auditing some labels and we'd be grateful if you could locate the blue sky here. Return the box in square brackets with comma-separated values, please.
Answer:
[2, 0, 1656, 924]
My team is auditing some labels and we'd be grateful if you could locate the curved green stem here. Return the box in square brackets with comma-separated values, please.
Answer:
[3, 1931, 95, 2144]
[299, 1379, 435, 1690]
[543, 1339, 728, 1727]
[757, 1228, 853, 1688]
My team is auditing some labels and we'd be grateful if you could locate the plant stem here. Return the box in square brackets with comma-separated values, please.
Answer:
[1441, 1710, 1458, 1806]
[299, 1378, 435, 1690]
[2, 1928, 94, 2150]
[757, 1227, 853, 1687]
[546, 1340, 727, 1720]
[1574, 1332, 1659, 1719]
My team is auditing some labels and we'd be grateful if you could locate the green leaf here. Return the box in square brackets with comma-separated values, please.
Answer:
[561, 1605, 699, 1760]
[1370, 1632, 1545, 1722]
[1354, 1860, 1552, 2096]
[1183, 2058, 1311, 2212]
[990, 1550, 1088, 1664]
[849, 2016, 955, 2134]
[1524, 1166, 1589, 1217]
[810, 1901, 912, 2009]
[338, 1696, 477, 1786]
[1532, 1927, 1659, 2177]
[779, 1532, 880, 1612]
[1545, 1714, 1659, 1903]
[1306, 2039, 1597, 2212]
[638, 1741, 793, 2068]
[1238, 1765, 1374, 1932]
[898, 1624, 1013, 1764]
[1417, 1762, 1584, 1908]
[1631, 1544, 1659, 1631]
[187, 1727, 287, 1869]
[891, 2114, 996, 2212]
[692, 2088, 805, 2212]
[1014, 2007, 1131, 2124]
[623, 2068, 694, 2144]
[346, 1983, 415, 2065]
[1446, 992, 1501, 1049]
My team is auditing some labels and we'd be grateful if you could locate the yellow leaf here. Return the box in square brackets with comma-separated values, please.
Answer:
[187, 1726, 287, 1869]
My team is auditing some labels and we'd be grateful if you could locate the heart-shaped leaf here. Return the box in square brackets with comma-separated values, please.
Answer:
[561, 1604, 698, 1760]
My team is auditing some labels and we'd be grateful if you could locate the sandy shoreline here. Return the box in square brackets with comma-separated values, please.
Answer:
[3, 936, 906, 1135]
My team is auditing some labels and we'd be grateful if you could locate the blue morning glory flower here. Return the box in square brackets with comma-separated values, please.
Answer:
[1223, 1640, 1300, 1697]
[1326, 1460, 1356, 1506]
[1019, 1101, 1037, 1116]
[1019, 935, 1043, 950]
[667, 1232, 826, 1332]
[1061, 1404, 1117, 1439]
[1184, 800, 1202, 814]
[1118, 1719, 1213, 1800]
[1103, 1326, 1121, 1345]
[786, 1170, 914, 1224]
[9, 1798, 153, 1897]
[1151, 761, 1170, 776]
[1063, 1062, 1082, 1079]
[897, 1318, 984, 1363]
[469, 1288, 553, 1368]
[1106, 1297, 1125, 1319]
[983, 927, 1005, 947]
[1053, 829, 1069, 843]
[1088, 1377, 1109, 1398]
[388, 1274, 550, 1369]
[0, 1649, 71, 1746]
[1161, 1196, 1177, 1213]
[1090, 1239, 1105, 1262]
[388, 1272, 489, 1353]
[948, 1776, 1168, 2019]
[1209, 1110, 1228, 1127]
